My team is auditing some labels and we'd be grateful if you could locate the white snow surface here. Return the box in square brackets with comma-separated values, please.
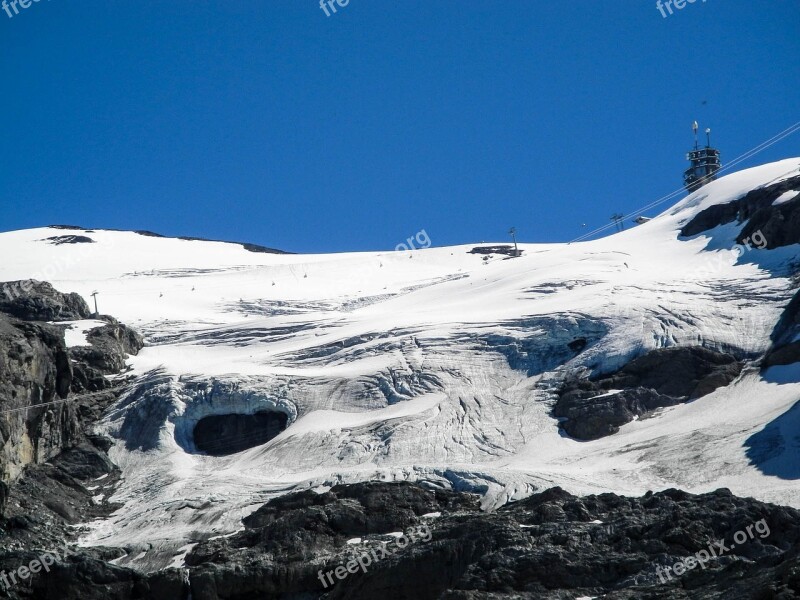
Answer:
[774, 190, 799, 205]
[2, 159, 800, 571]
[57, 319, 107, 348]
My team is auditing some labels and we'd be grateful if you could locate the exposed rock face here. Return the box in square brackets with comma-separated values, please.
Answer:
[45, 235, 95, 245]
[763, 288, 800, 368]
[738, 193, 800, 250]
[1, 479, 799, 599]
[193, 411, 288, 456]
[554, 346, 743, 440]
[469, 245, 521, 257]
[25, 559, 186, 600]
[680, 174, 800, 247]
[0, 282, 140, 503]
[0, 434, 186, 600]
[68, 319, 144, 393]
[181, 482, 800, 600]
[0, 280, 90, 322]
[0, 315, 78, 488]
[763, 341, 800, 368]
[0, 283, 163, 598]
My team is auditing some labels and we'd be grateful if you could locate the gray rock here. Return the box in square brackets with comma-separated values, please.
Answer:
[67, 318, 144, 394]
[0, 315, 78, 491]
[0, 283, 140, 514]
[680, 174, 800, 245]
[763, 341, 800, 368]
[554, 346, 743, 440]
[177, 482, 800, 600]
[763, 289, 800, 369]
[0, 280, 90, 322]
[45, 235, 95, 245]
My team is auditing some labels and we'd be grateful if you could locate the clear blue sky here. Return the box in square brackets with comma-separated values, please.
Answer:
[1, 1, 798, 253]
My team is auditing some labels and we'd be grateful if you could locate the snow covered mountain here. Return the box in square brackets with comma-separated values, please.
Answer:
[2, 158, 799, 572]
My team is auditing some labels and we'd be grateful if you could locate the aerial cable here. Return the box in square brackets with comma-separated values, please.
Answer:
[569, 119, 800, 244]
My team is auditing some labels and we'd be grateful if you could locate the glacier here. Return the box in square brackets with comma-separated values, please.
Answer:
[1, 158, 799, 571]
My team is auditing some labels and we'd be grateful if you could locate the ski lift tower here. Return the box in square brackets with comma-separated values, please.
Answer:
[684, 121, 721, 192]
[90, 291, 99, 317]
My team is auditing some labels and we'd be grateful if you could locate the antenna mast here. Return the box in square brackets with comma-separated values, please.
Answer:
[684, 121, 721, 192]
[508, 227, 519, 257]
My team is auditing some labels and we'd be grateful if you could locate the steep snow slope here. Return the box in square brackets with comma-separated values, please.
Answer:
[2, 158, 800, 571]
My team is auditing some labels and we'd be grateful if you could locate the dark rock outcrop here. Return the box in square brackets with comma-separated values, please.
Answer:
[0, 420, 172, 598]
[52, 442, 118, 481]
[763, 288, 800, 369]
[0, 280, 90, 322]
[68, 319, 144, 394]
[0, 315, 78, 489]
[773, 289, 800, 345]
[45, 235, 95, 245]
[178, 482, 800, 600]
[680, 174, 800, 247]
[469, 245, 522, 257]
[763, 341, 800, 368]
[0, 281, 139, 515]
[737, 193, 800, 250]
[554, 346, 743, 440]
[28, 558, 187, 600]
[7, 480, 799, 599]
[0, 282, 162, 598]
[0, 280, 140, 494]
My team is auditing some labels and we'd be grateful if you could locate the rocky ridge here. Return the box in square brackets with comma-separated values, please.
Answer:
[554, 346, 744, 440]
